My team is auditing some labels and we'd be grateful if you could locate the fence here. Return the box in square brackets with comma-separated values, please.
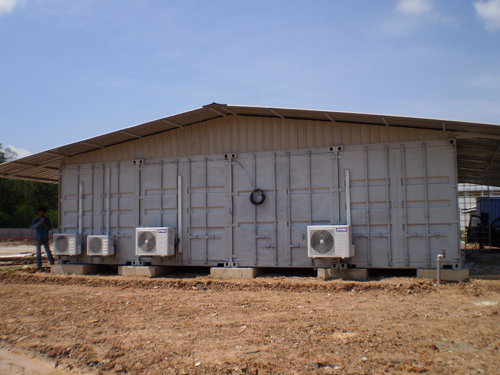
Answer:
[0, 228, 57, 240]
[459, 183, 500, 253]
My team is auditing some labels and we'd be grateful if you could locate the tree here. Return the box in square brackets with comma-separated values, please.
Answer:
[0, 144, 59, 228]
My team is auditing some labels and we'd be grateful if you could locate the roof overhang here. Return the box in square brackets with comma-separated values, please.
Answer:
[1, 103, 500, 186]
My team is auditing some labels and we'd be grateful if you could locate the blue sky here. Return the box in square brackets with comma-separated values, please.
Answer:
[1, 0, 500, 156]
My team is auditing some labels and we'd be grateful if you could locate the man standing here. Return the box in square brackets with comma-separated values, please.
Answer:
[31, 207, 55, 269]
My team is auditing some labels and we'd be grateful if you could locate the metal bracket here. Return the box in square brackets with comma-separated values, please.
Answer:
[255, 234, 270, 239]
[428, 232, 446, 238]
[261, 243, 275, 249]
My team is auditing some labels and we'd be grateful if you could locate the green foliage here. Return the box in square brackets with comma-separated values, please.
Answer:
[0, 143, 59, 228]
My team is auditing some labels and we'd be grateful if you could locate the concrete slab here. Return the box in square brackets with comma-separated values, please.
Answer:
[51, 264, 101, 275]
[318, 268, 368, 281]
[210, 267, 260, 279]
[118, 266, 172, 278]
[417, 269, 469, 281]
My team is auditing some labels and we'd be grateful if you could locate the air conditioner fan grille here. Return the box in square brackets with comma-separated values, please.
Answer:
[310, 230, 334, 254]
[138, 231, 156, 252]
[89, 237, 103, 254]
[55, 236, 69, 254]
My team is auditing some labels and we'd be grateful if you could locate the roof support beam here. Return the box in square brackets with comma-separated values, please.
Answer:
[120, 130, 142, 139]
[81, 141, 104, 149]
[270, 109, 285, 119]
[42, 151, 67, 157]
[381, 117, 390, 127]
[162, 119, 183, 128]
[324, 113, 336, 123]
[481, 142, 500, 179]
[221, 106, 237, 116]
[208, 107, 227, 117]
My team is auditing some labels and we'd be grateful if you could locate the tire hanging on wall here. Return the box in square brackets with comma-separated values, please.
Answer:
[250, 189, 266, 206]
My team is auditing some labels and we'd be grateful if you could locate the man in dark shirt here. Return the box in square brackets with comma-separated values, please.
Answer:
[31, 206, 55, 269]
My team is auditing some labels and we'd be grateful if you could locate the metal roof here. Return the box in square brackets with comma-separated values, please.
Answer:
[1, 102, 500, 186]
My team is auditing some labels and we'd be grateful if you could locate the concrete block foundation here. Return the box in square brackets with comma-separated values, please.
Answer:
[318, 268, 368, 281]
[51, 264, 101, 275]
[417, 269, 469, 281]
[118, 266, 172, 278]
[210, 267, 260, 279]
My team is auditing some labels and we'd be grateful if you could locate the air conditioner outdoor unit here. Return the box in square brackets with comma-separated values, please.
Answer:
[87, 235, 115, 256]
[53, 233, 82, 256]
[307, 225, 355, 258]
[135, 227, 175, 257]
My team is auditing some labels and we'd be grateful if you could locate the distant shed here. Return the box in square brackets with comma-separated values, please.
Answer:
[1, 103, 500, 271]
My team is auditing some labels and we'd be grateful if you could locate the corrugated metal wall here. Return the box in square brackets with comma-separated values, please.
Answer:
[64, 116, 453, 165]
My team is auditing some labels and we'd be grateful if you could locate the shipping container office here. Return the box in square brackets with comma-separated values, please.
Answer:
[2, 104, 500, 271]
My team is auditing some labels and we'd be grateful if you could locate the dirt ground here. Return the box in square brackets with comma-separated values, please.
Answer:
[0, 270, 499, 375]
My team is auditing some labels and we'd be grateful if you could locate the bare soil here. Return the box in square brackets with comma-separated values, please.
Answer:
[0, 270, 499, 375]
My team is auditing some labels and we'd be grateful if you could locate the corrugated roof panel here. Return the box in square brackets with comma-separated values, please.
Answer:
[1, 103, 500, 185]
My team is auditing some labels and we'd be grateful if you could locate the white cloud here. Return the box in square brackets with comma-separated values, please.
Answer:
[474, 0, 500, 31]
[6, 145, 31, 159]
[396, 0, 433, 15]
[0, 0, 20, 15]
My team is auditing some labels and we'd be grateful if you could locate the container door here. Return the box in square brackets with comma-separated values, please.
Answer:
[232, 154, 279, 266]
[186, 158, 229, 264]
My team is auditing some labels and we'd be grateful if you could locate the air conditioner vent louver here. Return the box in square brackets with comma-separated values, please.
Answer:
[86, 235, 114, 256]
[53, 233, 81, 256]
[135, 227, 175, 257]
[307, 225, 354, 258]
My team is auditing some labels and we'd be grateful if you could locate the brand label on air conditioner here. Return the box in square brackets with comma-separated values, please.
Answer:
[158, 229, 167, 233]
[336, 227, 348, 232]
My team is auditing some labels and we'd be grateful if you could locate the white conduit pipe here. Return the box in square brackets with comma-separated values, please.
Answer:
[345, 170, 351, 226]
[106, 167, 110, 236]
[177, 175, 182, 254]
[436, 250, 446, 285]
[78, 181, 83, 235]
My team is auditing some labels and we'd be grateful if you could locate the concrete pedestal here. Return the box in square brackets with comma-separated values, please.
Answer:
[51, 264, 101, 275]
[417, 269, 469, 281]
[118, 266, 172, 278]
[210, 267, 260, 279]
[318, 268, 368, 281]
